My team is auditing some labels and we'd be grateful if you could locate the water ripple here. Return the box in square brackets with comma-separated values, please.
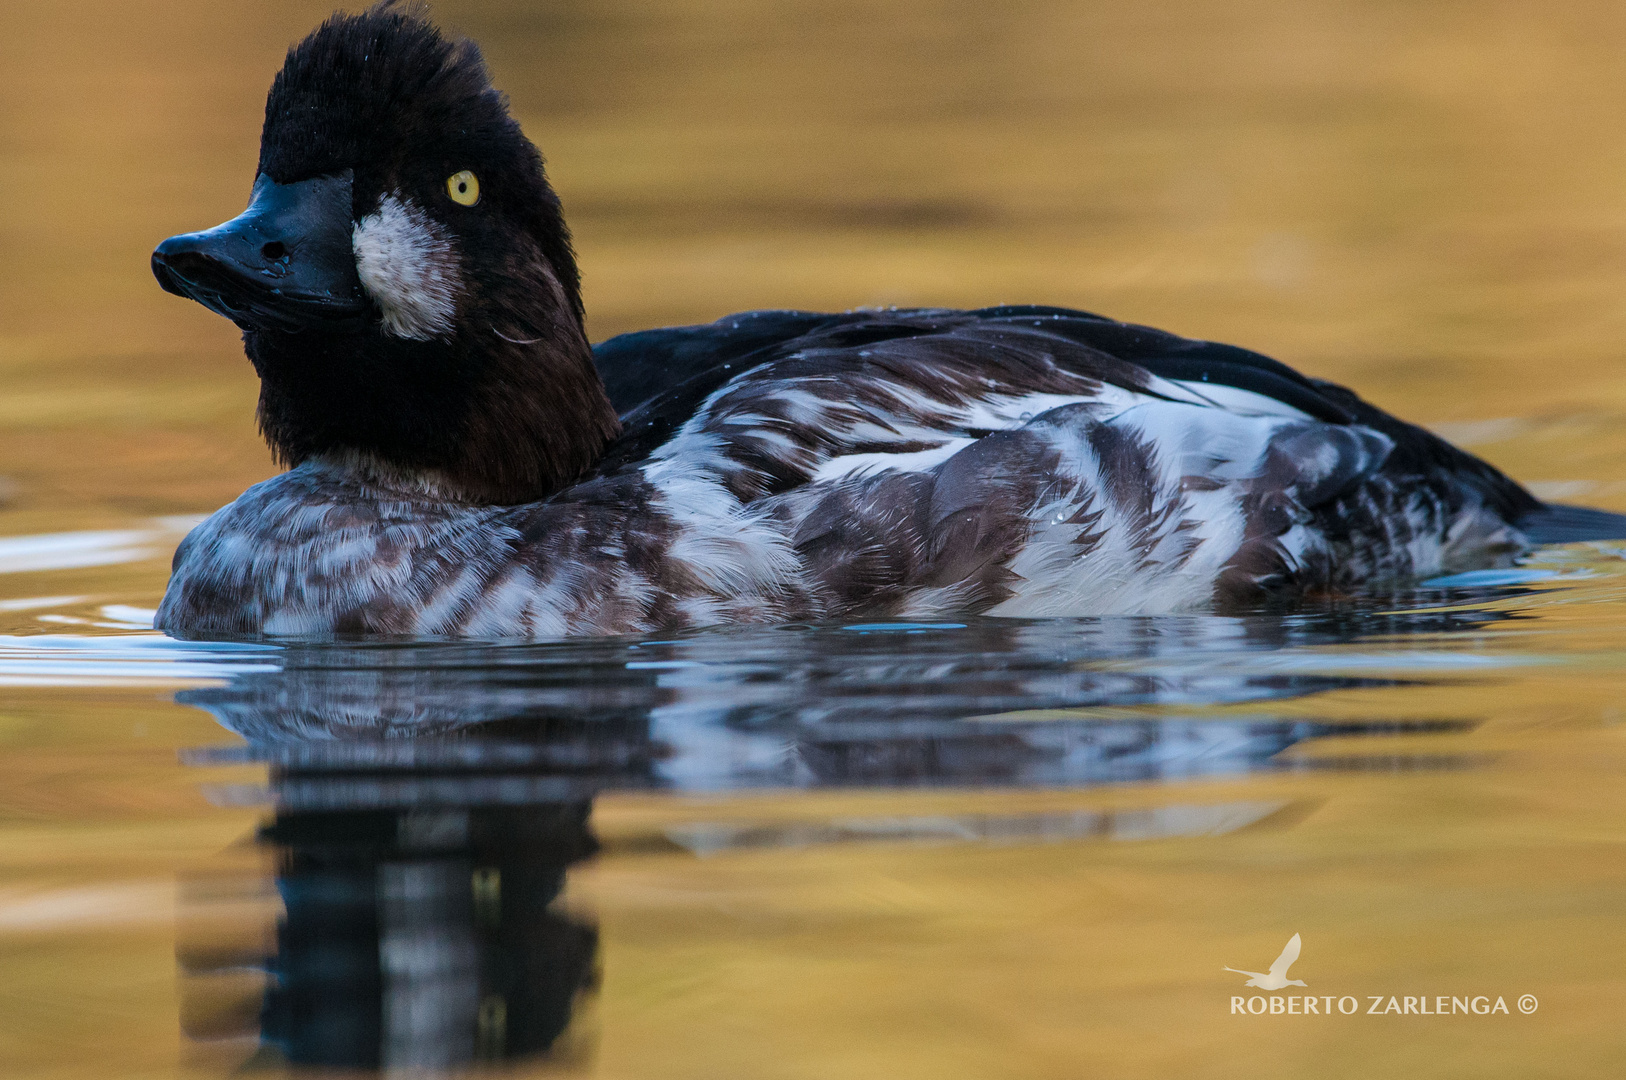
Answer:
[0, 632, 278, 686]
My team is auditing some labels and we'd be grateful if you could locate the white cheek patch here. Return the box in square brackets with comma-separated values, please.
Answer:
[352, 194, 463, 340]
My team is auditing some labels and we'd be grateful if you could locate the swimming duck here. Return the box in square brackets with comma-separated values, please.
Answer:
[150, 5, 1612, 637]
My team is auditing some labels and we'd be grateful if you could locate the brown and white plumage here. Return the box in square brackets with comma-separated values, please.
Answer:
[151, 9, 1614, 639]
[161, 304, 1563, 636]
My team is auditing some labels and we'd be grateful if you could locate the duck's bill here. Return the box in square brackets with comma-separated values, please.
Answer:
[152, 170, 368, 333]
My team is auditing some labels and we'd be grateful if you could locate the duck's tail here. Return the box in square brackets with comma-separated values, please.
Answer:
[1517, 503, 1626, 544]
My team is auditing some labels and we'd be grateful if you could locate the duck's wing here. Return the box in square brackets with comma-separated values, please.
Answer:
[972, 305, 1356, 425]
[582, 311, 1382, 613]
[971, 309, 1587, 547]
[592, 305, 1356, 470]
[583, 305, 1571, 615]
[996, 307, 1544, 525]
[594, 304, 1537, 515]
[594, 307, 1262, 481]
[593, 303, 1356, 422]
[1267, 933, 1302, 979]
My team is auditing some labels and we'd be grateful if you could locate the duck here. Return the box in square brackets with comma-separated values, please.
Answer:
[149, 4, 1620, 638]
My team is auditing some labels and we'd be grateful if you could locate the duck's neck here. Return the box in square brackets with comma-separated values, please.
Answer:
[248, 311, 621, 507]
[304, 448, 499, 505]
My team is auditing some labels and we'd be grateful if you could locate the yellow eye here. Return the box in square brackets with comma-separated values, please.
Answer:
[446, 170, 480, 206]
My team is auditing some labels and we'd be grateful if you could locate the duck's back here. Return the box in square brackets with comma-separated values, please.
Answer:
[584, 305, 1544, 612]
[593, 305, 1534, 518]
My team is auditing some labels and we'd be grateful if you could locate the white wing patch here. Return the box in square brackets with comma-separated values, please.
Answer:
[812, 438, 975, 483]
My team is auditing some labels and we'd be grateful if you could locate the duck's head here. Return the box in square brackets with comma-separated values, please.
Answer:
[152, 3, 618, 505]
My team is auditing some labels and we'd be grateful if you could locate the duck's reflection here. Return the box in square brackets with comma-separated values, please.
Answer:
[176, 608, 1510, 1070]
[181, 609, 1505, 793]
[257, 803, 598, 1070]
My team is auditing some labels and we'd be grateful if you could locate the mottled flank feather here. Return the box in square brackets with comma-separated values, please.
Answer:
[159, 307, 1542, 637]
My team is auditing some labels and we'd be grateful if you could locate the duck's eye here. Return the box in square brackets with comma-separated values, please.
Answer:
[446, 170, 480, 206]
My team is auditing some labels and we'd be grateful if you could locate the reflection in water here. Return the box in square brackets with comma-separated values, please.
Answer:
[258, 802, 598, 1070]
[183, 794, 603, 1071]
[662, 799, 1300, 856]
[174, 599, 1525, 1071]
[179, 604, 1513, 792]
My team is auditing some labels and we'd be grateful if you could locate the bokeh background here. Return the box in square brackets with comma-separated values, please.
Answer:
[7, 0, 1626, 536]
[4, 2, 1626, 1078]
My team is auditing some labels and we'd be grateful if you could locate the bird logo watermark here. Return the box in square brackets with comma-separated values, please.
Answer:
[1223, 933, 1538, 1017]
[1225, 933, 1306, 990]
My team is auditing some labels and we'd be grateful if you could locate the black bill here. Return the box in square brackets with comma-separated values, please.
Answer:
[152, 170, 367, 332]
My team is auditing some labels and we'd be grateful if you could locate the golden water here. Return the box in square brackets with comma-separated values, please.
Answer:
[1, 1, 1625, 1076]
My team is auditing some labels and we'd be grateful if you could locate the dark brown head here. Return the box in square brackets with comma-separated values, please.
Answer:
[151, 3, 619, 504]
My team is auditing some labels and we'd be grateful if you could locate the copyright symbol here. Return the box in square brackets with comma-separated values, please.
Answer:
[1518, 995, 1538, 1014]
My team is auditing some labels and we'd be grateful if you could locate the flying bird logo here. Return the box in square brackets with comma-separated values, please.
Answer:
[1225, 933, 1307, 990]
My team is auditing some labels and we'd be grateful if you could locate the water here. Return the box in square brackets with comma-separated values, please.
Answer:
[4, 0, 1626, 1076]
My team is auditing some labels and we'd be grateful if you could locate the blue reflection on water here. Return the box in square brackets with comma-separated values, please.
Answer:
[159, 599, 1533, 800]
